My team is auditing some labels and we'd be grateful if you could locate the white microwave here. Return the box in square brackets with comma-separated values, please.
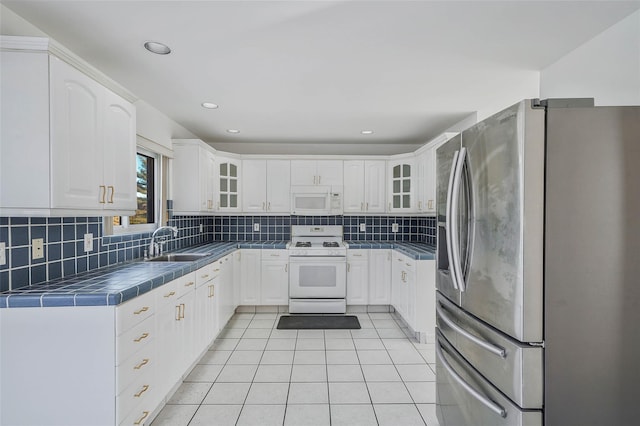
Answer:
[291, 186, 342, 215]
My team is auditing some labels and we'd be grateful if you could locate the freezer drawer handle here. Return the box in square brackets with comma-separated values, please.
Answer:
[437, 304, 506, 358]
[436, 342, 507, 418]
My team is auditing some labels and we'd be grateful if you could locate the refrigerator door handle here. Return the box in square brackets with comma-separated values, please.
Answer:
[450, 147, 467, 291]
[437, 304, 506, 358]
[436, 342, 507, 418]
[445, 150, 461, 290]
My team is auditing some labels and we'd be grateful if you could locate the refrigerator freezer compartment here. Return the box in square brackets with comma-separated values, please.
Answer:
[436, 293, 543, 409]
[436, 330, 542, 426]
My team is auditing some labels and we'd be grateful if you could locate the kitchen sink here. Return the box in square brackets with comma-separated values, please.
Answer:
[146, 253, 209, 262]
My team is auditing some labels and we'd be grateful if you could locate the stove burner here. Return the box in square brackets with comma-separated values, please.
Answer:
[295, 241, 312, 247]
[323, 242, 339, 248]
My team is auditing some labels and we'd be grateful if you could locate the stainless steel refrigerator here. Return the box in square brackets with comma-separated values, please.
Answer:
[435, 99, 640, 426]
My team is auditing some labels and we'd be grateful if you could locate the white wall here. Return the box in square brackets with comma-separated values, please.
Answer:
[540, 10, 640, 106]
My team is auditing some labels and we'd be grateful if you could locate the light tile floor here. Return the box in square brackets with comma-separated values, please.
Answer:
[151, 312, 440, 426]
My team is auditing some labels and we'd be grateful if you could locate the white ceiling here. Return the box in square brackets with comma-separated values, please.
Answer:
[2, 1, 639, 154]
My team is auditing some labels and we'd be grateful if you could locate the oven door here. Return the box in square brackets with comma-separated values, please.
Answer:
[289, 256, 346, 298]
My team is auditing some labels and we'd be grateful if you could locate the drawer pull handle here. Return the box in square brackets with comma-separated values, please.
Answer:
[201, 274, 209, 279]
[134, 333, 149, 343]
[134, 411, 150, 425]
[134, 307, 149, 315]
[134, 359, 150, 370]
[134, 384, 150, 398]
[406, 263, 412, 267]
[186, 281, 195, 287]
[214, 269, 220, 272]
[164, 291, 176, 298]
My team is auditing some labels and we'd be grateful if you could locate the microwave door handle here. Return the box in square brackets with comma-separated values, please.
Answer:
[436, 342, 507, 418]
[446, 150, 460, 290]
[437, 304, 506, 358]
[450, 147, 467, 292]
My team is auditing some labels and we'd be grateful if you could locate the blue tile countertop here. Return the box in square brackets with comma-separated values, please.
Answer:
[0, 241, 288, 309]
[345, 241, 436, 260]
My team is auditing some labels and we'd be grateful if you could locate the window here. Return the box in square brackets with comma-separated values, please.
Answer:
[109, 148, 161, 235]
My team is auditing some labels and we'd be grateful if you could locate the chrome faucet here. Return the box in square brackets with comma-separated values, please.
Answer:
[148, 226, 178, 258]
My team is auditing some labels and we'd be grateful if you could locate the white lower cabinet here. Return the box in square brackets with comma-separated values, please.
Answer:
[347, 250, 369, 305]
[0, 252, 244, 426]
[368, 250, 392, 305]
[261, 250, 289, 305]
[240, 249, 289, 305]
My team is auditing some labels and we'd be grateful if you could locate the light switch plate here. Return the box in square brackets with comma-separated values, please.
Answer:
[392, 223, 399, 233]
[0, 242, 6, 265]
[32, 238, 44, 259]
[84, 233, 93, 252]
[253, 223, 260, 232]
[359, 223, 366, 232]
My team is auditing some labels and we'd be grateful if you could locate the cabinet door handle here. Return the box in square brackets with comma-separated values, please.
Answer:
[133, 306, 149, 315]
[180, 303, 185, 319]
[285, 264, 288, 272]
[134, 333, 149, 343]
[318, 175, 321, 184]
[164, 291, 176, 298]
[361, 202, 364, 211]
[366, 202, 369, 211]
[108, 185, 115, 203]
[134, 384, 150, 398]
[185, 281, 195, 287]
[134, 411, 150, 425]
[175, 305, 181, 320]
[134, 358, 150, 370]
[313, 175, 317, 185]
[418, 201, 422, 210]
[347, 263, 351, 272]
[99, 185, 106, 204]
[268, 202, 271, 211]
[209, 284, 215, 298]
[428, 200, 434, 210]
[388, 202, 391, 211]
[263, 202, 266, 211]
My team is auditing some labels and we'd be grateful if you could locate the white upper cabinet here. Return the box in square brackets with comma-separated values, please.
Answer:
[0, 41, 136, 216]
[172, 140, 216, 215]
[343, 160, 386, 214]
[243, 160, 291, 213]
[416, 136, 452, 215]
[387, 158, 415, 213]
[291, 160, 343, 186]
[216, 156, 241, 212]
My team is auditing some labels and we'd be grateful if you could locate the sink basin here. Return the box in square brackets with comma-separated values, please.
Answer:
[146, 253, 209, 262]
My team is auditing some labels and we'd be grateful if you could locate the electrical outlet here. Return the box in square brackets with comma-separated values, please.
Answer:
[392, 223, 399, 233]
[32, 238, 44, 259]
[84, 233, 93, 252]
[199, 224, 204, 233]
[253, 223, 260, 232]
[359, 223, 366, 232]
[0, 242, 6, 265]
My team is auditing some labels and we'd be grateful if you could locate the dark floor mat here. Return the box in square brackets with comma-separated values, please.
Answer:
[276, 315, 361, 330]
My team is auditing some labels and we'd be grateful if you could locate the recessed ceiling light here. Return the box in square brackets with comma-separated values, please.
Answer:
[201, 102, 219, 109]
[227, 129, 240, 134]
[144, 41, 171, 55]
[361, 130, 374, 135]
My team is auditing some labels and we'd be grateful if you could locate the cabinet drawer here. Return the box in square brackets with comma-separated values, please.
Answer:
[261, 249, 288, 260]
[116, 289, 155, 335]
[155, 279, 179, 309]
[348, 250, 369, 261]
[117, 365, 155, 425]
[116, 338, 155, 395]
[176, 271, 197, 298]
[117, 315, 154, 363]
[196, 263, 217, 287]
